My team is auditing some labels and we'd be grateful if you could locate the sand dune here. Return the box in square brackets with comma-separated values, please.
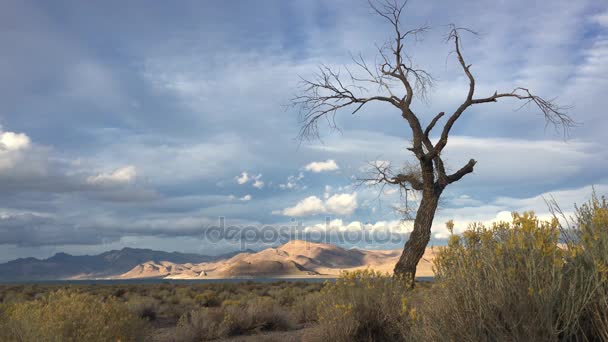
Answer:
[117, 240, 437, 279]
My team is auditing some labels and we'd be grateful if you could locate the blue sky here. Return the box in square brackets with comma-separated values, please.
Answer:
[0, 0, 607, 261]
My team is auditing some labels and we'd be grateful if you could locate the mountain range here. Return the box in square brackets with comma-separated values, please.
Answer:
[0, 241, 436, 280]
[0, 247, 246, 281]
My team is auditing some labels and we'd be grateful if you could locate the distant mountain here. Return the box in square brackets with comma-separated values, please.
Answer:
[0, 248, 246, 281]
[116, 241, 437, 279]
[0, 242, 437, 281]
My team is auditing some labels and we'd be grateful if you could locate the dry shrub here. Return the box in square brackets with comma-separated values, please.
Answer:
[0, 289, 148, 342]
[314, 270, 414, 342]
[291, 291, 322, 324]
[127, 296, 158, 321]
[174, 307, 225, 341]
[174, 297, 294, 341]
[194, 289, 220, 307]
[412, 194, 608, 341]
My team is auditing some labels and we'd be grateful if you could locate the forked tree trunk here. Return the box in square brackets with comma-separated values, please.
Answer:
[394, 189, 440, 285]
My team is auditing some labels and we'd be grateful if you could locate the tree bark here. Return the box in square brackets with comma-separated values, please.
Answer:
[393, 188, 440, 285]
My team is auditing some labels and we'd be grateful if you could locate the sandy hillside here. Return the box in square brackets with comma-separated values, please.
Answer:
[117, 240, 438, 279]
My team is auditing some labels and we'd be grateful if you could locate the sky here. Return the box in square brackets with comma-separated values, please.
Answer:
[0, 0, 607, 262]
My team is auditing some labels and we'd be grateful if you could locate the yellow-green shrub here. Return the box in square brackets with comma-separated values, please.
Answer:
[0, 289, 148, 342]
[315, 270, 414, 342]
[414, 196, 608, 341]
[566, 194, 608, 340]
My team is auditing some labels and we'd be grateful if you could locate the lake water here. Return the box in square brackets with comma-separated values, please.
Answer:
[0, 276, 434, 285]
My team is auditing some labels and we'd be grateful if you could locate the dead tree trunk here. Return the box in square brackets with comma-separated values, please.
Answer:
[394, 186, 440, 281]
[394, 157, 443, 282]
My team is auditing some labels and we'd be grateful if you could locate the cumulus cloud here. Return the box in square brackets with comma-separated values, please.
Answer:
[304, 159, 339, 173]
[282, 196, 326, 216]
[0, 129, 33, 171]
[252, 175, 264, 189]
[236, 172, 250, 184]
[282, 192, 358, 217]
[325, 192, 358, 215]
[86, 166, 137, 186]
[240, 194, 252, 201]
[0, 131, 30, 151]
[236, 172, 264, 189]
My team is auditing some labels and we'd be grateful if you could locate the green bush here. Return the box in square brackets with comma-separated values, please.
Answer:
[0, 289, 148, 342]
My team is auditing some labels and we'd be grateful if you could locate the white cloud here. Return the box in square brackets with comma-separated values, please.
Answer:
[236, 172, 250, 184]
[325, 192, 358, 215]
[0, 131, 31, 151]
[282, 196, 326, 216]
[252, 174, 264, 189]
[282, 192, 358, 217]
[87, 166, 137, 185]
[304, 218, 413, 235]
[240, 194, 252, 201]
[0, 129, 33, 171]
[236, 172, 264, 189]
[304, 159, 339, 173]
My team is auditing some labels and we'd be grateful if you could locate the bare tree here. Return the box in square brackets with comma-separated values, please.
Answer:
[292, 0, 573, 285]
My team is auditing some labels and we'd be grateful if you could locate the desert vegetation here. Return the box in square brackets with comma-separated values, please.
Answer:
[0, 281, 324, 341]
[1, 194, 606, 341]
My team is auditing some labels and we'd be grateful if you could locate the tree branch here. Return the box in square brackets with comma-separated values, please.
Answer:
[434, 25, 573, 155]
[369, 0, 432, 107]
[424, 112, 445, 138]
[433, 26, 477, 155]
[293, 65, 399, 140]
[471, 87, 575, 131]
[446, 159, 477, 184]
